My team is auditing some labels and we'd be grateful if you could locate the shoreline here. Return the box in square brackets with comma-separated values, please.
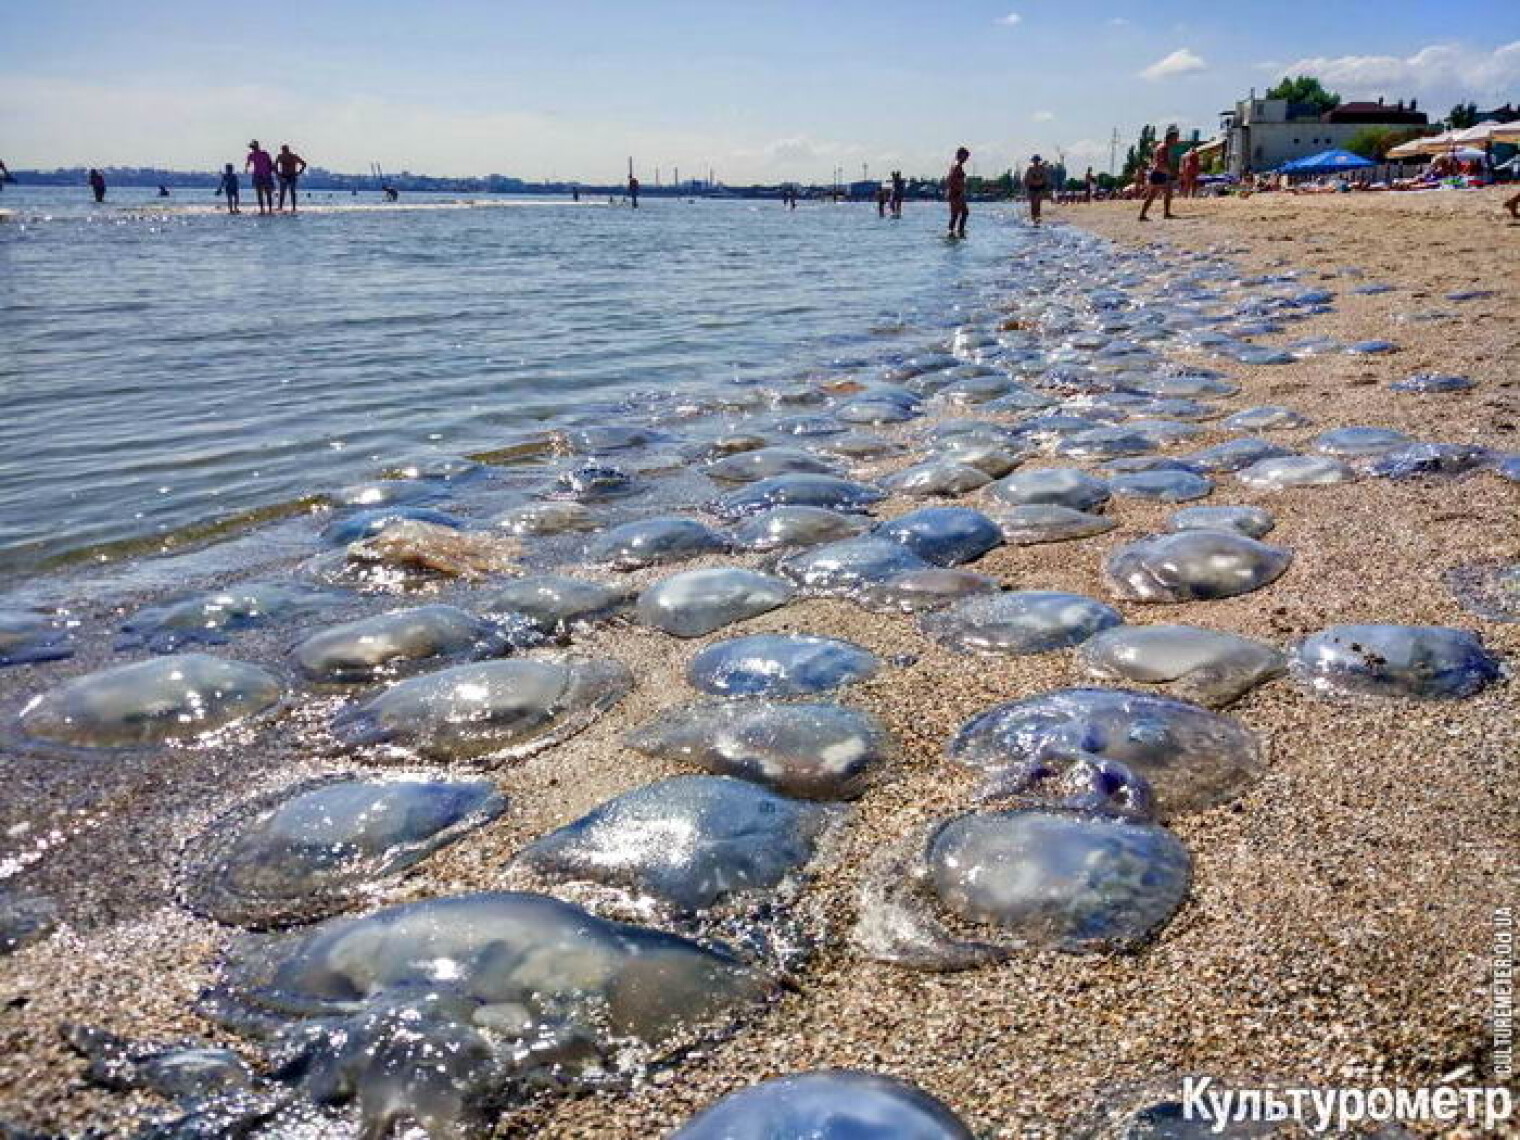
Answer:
[0, 191, 1515, 1137]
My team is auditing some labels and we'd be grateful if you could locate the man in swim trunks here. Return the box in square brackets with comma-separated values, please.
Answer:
[1023, 155, 1051, 225]
[947, 147, 970, 238]
[246, 141, 275, 215]
[275, 144, 307, 213]
[1138, 126, 1179, 221]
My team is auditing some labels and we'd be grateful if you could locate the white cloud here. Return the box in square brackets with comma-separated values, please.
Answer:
[1031, 110, 1055, 122]
[1108, 17, 1130, 27]
[1140, 48, 1207, 81]
[1063, 138, 1111, 161]
[996, 12, 1022, 26]
[1276, 40, 1520, 101]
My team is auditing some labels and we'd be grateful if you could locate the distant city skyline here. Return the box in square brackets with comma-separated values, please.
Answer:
[1, 0, 1516, 182]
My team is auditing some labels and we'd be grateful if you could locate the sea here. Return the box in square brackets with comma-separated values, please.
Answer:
[0, 185, 1022, 594]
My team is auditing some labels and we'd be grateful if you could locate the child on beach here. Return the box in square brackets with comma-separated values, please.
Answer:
[946, 147, 969, 238]
[217, 164, 240, 214]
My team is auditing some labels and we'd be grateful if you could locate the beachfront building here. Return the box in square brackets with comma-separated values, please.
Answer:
[1220, 93, 1427, 175]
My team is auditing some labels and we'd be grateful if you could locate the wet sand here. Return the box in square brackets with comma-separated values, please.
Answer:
[1, 189, 1517, 1137]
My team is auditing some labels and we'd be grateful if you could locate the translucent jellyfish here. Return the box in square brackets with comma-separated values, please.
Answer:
[993, 504, 1116, 546]
[637, 569, 793, 638]
[858, 569, 1003, 614]
[586, 516, 729, 571]
[626, 701, 890, 801]
[0, 611, 74, 667]
[1054, 427, 1158, 461]
[557, 425, 668, 453]
[206, 892, 772, 1138]
[1312, 426, 1410, 458]
[881, 461, 992, 499]
[292, 605, 508, 683]
[474, 575, 629, 641]
[1168, 505, 1275, 539]
[670, 1071, 974, 1140]
[703, 447, 840, 484]
[986, 467, 1111, 512]
[1289, 624, 1503, 700]
[711, 475, 885, 520]
[816, 432, 906, 460]
[494, 502, 599, 536]
[1109, 470, 1213, 503]
[1222, 405, 1308, 432]
[324, 501, 467, 546]
[730, 506, 868, 552]
[64, 1024, 253, 1103]
[1236, 454, 1355, 490]
[1365, 443, 1492, 480]
[346, 521, 523, 580]
[1344, 339, 1397, 355]
[688, 634, 880, 698]
[837, 398, 919, 425]
[555, 461, 635, 499]
[687, 433, 767, 461]
[509, 776, 840, 911]
[1184, 439, 1293, 474]
[874, 507, 1004, 567]
[1444, 563, 1520, 624]
[1105, 532, 1291, 603]
[934, 438, 1026, 478]
[965, 682, 1261, 813]
[1079, 624, 1285, 707]
[776, 537, 930, 596]
[333, 657, 633, 762]
[182, 778, 506, 928]
[18, 654, 282, 750]
[1389, 373, 1474, 394]
[119, 583, 343, 653]
[1011, 415, 1113, 448]
[922, 591, 1122, 656]
[853, 808, 1191, 969]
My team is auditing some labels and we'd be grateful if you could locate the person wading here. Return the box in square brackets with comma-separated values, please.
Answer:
[275, 144, 307, 213]
[1023, 155, 1051, 225]
[246, 141, 276, 215]
[946, 147, 970, 238]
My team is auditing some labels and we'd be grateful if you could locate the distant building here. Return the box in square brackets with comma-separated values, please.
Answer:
[1475, 103, 1518, 124]
[1220, 93, 1428, 175]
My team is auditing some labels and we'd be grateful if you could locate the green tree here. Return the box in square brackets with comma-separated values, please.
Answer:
[1447, 102, 1479, 129]
[1344, 126, 1431, 160]
[1266, 76, 1341, 114]
[1121, 124, 1157, 181]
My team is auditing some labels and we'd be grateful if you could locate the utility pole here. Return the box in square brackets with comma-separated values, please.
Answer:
[1109, 128, 1120, 176]
[863, 162, 869, 183]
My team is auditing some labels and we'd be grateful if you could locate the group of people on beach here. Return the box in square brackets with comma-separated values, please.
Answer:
[219, 141, 307, 215]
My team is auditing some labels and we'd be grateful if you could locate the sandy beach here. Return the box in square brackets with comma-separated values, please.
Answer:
[0, 188, 1516, 1138]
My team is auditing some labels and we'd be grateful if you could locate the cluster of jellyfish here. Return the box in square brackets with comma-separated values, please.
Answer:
[0, 222, 1512, 1138]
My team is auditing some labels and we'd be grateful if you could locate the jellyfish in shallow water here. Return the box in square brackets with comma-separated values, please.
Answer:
[711, 474, 886, 520]
[494, 502, 599, 536]
[637, 568, 793, 638]
[852, 807, 1192, 970]
[508, 775, 842, 911]
[687, 634, 880, 698]
[182, 777, 506, 928]
[555, 461, 635, 499]
[703, 447, 840, 484]
[948, 687, 1263, 816]
[333, 657, 632, 763]
[671, 1071, 974, 1140]
[1167, 505, 1274, 539]
[922, 591, 1122, 656]
[1289, 624, 1502, 700]
[322, 506, 463, 546]
[586, 516, 729, 570]
[1105, 532, 1291, 603]
[18, 654, 282, 749]
[473, 575, 630, 639]
[0, 611, 74, 667]
[731, 506, 869, 552]
[292, 605, 508, 683]
[881, 461, 992, 499]
[874, 507, 1004, 567]
[204, 892, 772, 1139]
[625, 700, 891, 800]
[1079, 624, 1285, 708]
[777, 537, 930, 596]
[119, 583, 344, 653]
[992, 504, 1115, 546]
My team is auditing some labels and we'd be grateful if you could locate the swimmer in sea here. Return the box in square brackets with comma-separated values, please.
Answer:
[946, 147, 969, 238]
[275, 144, 307, 213]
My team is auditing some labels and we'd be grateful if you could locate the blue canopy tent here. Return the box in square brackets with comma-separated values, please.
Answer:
[1276, 149, 1377, 176]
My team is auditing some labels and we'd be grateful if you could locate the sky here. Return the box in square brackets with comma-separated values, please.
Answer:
[1, 0, 1517, 183]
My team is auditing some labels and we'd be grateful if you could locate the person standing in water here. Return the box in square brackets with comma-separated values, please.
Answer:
[246, 141, 275, 215]
[88, 168, 106, 202]
[946, 147, 969, 238]
[876, 184, 888, 217]
[627, 173, 640, 208]
[275, 144, 307, 213]
[1138, 126, 1179, 221]
[890, 171, 905, 217]
[1023, 155, 1051, 225]
[217, 164, 240, 214]
[0, 158, 9, 189]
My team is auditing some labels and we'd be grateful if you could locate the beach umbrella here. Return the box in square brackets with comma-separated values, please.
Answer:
[1277, 149, 1375, 175]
